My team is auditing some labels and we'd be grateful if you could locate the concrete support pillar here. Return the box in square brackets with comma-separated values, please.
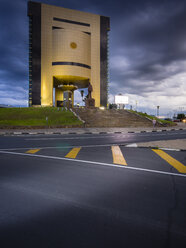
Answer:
[55, 88, 63, 107]
[71, 91, 74, 106]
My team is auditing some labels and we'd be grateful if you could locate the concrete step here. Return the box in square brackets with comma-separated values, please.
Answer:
[73, 108, 155, 127]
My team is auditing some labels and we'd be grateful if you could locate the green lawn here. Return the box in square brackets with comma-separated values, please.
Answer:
[128, 110, 176, 126]
[0, 107, 82, 127]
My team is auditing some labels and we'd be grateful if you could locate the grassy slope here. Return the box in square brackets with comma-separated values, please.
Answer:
[128, 110, 176, 126]
[0, 107, 82, 127]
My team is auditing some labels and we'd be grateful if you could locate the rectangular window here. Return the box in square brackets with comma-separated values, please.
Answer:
[83, 31, 91, 35]
[52, 26, 63, 30]
[53, 17, 90, 27]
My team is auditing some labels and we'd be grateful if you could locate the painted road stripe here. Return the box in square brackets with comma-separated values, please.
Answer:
[26, 149, 40, 154]
[152, 149, 186, 173]
[25, 135, 117, 141]
[1, 150, 186, 178]
[111, 146, 127, 165]
[65, 147, 81, 159]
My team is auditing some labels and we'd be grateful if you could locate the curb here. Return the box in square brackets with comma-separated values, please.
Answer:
[0, 128, 185, 136]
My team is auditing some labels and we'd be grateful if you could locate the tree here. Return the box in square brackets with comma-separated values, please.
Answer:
[109, 103, 117, 109]
[177, 113, 185, 120]
[80, 90, 84, 98]
[80, 90, 84, 102]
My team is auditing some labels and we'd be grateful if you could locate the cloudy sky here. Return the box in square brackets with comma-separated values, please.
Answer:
[0, 0, 186, 116]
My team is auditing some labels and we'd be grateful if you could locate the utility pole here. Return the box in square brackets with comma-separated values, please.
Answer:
[157, 106, 160, 118]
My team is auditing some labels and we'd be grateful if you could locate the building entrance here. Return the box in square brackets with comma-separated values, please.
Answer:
[63, 91, 72, 108]
[54, 84, 77, 108]
[56, 100, 63, 107]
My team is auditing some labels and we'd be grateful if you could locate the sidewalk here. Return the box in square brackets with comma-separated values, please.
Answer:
[130, 139, 186, 151]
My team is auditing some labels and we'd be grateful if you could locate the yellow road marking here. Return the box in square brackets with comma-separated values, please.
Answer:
[152, 149, 186, 173]
[111, 146, 127, 165]
[65, 147, 81, 159]
[26, 149, 40, 154]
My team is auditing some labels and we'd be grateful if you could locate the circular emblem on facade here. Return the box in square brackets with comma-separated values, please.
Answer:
[70, 42, 77, 49]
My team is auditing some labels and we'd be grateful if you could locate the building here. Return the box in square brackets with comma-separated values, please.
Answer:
[28, 1, 110, 107]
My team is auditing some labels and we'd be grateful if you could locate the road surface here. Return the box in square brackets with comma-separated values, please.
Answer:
[0, 130, 186, 247]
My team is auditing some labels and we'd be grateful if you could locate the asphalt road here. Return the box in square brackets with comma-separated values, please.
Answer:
[0, 129, 186, 150]
[0, 130, 186, 248]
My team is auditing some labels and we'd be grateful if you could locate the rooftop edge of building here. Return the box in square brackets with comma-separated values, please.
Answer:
[27, 1, 110, 23]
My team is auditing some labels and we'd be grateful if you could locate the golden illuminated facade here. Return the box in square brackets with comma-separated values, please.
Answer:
[28, 1, 110, 107]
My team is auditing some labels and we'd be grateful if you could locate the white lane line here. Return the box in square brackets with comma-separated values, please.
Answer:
[138, 133, 185, 137]
[24, 132, 186, 140]
[0, 143, 124, 151]
[156, 133, 185, 136]
[0, 138, 185, 151]
[0, 150, 186, 178]
[25, 135, 119, 141]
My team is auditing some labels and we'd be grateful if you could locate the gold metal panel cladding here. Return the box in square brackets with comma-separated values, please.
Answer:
[31, 2, 110, 107]
[70, 42, 77, 49]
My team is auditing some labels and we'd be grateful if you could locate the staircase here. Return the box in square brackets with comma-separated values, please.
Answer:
[73, 108, 156, 127]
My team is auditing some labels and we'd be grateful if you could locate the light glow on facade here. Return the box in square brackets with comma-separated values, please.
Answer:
[28, 1, 110, 108]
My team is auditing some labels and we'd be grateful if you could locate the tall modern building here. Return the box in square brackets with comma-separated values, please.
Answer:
[28, 1, 110, 107]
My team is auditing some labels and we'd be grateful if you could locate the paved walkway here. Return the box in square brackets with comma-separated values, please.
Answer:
[135, 139, 186, 150]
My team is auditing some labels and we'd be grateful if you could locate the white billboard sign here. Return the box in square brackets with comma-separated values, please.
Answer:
[115, 95, 129, 104]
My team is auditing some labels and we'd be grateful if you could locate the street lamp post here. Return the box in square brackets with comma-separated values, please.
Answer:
[81, 90, 84, 103]
[157, 106, 160, 118]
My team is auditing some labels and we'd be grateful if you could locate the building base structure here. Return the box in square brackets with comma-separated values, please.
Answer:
[28, 1, 110, 108]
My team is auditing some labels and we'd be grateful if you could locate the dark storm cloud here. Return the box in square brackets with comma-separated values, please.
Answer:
[0, 0, 27, 87]
[0, 0, 186, 109]
[109, 0, 186, 95]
